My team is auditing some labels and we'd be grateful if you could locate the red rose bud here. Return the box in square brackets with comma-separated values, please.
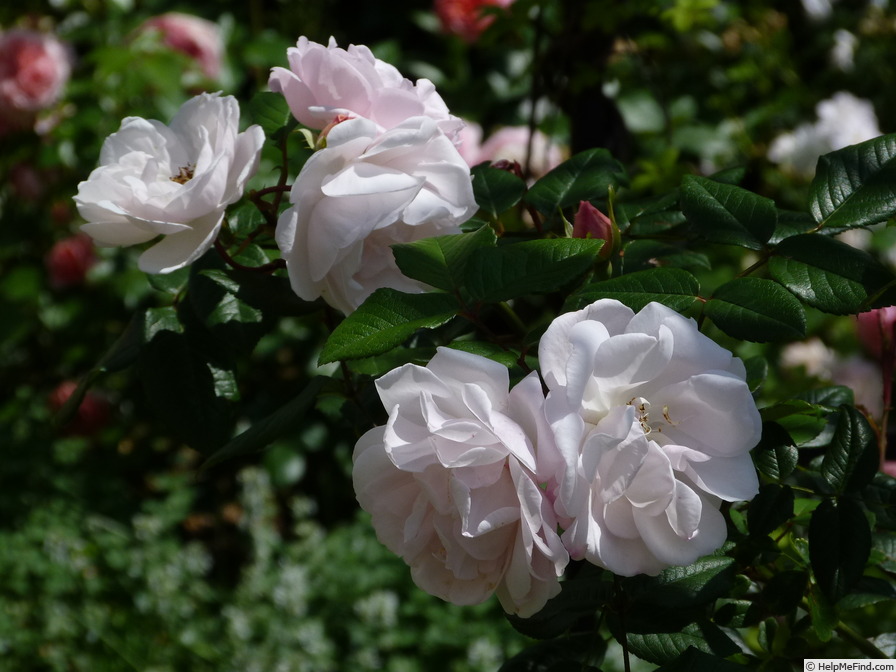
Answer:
[46, 233, 96, 289]
[572, 201, 616, 259]
[48, 380, 110, 436]
[857, 307, 896, 360]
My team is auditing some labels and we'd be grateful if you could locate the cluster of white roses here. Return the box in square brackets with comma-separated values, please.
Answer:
[354, 299, 762, 617]
[70, 36, 763, 620]
[74, 36, 477, 314]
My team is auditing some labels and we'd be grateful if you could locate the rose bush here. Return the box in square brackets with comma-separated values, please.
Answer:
[352, 347, 568, 617]
[73, 92, 264, 273]
[0, 28, 71, 134]
[269, 36, 462, 138]
[539, 299, 762, 575]
[276, 115, 477, 314]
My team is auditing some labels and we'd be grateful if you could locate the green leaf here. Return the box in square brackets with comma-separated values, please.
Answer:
[246, 90, 293, 137]
[769, 234, 895, 314]
[760, 570, 809, 615]
[809, 497, 871, 602]
[392, 225, 497, 292]
[748, 484, 795, 537]
[471, 165, 526, 218]
[622, 240, 711, 273]
[465, 238, 604, 303]
[201, 377, 325, 472]
[565, 268, 700, 312]
[806, 585, 838, 642]
[821, 405, 879, 494]
[753, 422, 798, 481]
[319, 289, 459, 363]
[623, 556, 737, 611]
[810, 133, 896, 230]
[447, 341, 520, 369]
[680, 174, 776, 250]
[624, 621, 739, 666]
[525, 148, 627, 215]
[704, 277, 806, 342]
[655, 647, 752, 672]
[798, 385, 855, 410]
[147, 265, 190, 296]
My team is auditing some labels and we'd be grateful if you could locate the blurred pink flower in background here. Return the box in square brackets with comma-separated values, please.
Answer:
[434, 0, 515, 42]
[458, 122, 564, 178]
[139, 13, 223, 79]
[0, 28, 71, 134]
[48, 381, 110, 436]
[46, 233, 96, 289]
[857, 307, 896, 361]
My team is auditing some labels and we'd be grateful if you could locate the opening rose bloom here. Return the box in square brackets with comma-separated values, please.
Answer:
[539, 299, 761, 576]
[74, 93, 264, 273]
[276, 115, 477, 314]
[269, 36, 462, 138]
[353, 347, 568, 617]
[0, 28, 72, 133]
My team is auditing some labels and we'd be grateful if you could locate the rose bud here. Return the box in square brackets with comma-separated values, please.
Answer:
[46, 233, 96, 289]
[572, 200, 617, 260]
[48, 381, 110, 436]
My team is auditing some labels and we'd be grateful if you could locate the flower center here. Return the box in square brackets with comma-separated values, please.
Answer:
[170, 164, 195, 184]
[628, 397, 679, 436]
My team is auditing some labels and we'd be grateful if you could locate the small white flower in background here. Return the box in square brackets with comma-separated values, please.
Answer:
[800, 0, 836, 21]
[352, 347, 569, 617]
[831, 29, 857, 72]
[538, 299, 761, 576]
[74, 93, 264, 273]
[269, 36, 463, 139]
[768, 91, 880, 178]
[276, 115, 477, 314]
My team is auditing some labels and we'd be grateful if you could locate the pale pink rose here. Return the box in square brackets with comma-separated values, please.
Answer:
[139, 13, 223, 79]
[539, 299, 761, 575]
[434, 0, 515, 42]
[0, 29, 71, 133]
[276, 115, 477, 314]
[353, 347, 568, 616]
[459, 122, 564, 178]
[269, 36, 462, 138]
[74, 93, 264, 273]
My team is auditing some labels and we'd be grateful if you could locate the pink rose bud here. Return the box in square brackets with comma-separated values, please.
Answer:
[434, 0, 515, 42]
[139, 13, 223, 79]
[857, 307, 896, 360]
[572, 201, 616, 259]
[48, 381, 110, 436]
[0, 29, 72, 133]
[46, 233, 96, 289]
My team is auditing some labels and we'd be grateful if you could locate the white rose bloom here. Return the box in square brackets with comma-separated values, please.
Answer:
[352, 347, 569, 617]
[276, 115, 477, 314]
[269, 36, 463, 139]
[539, 299, 761, 576]
[74, 93, 264, 273]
